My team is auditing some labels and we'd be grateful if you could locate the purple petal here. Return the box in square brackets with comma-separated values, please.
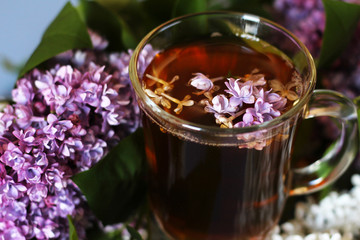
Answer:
[189, 73, 214, 91]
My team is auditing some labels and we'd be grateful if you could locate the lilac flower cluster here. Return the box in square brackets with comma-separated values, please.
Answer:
[273, 0, 326, 57]
[273, 0, 360, 98]
[188, 72, 299, 150]
[0, 32, 157, 239]
[321, 21, 360, 99]
[190, 72, 291, 129]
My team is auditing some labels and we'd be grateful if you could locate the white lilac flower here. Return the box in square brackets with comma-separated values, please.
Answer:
[270, 174, 360, 240]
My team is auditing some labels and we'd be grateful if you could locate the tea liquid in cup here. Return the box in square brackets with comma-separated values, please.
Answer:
[129, 12, 358, 240]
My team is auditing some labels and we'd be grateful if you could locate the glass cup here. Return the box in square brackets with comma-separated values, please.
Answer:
[129, 12, 359, 240]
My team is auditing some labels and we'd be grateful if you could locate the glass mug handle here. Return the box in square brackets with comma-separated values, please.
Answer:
[290, 89, 359, 195]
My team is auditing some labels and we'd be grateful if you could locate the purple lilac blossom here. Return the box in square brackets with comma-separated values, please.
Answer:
[0, 31, 157, 239]
[256, 88, 287, 111]
[274, 0, 360, 98]
[273, 0, 326, 57]
[321, 22, 360, 99]
[274, 0, 360, 150]
[245, 98, 281, 123]
[188, 73, 214, 91]
[205, 94, 238, 115]
[225, 78, 255, 107]
[205, 75, 286, 128]
[233, 112, 260, 128]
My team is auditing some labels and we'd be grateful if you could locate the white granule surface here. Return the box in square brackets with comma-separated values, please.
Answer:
[269, 174, 360, 240]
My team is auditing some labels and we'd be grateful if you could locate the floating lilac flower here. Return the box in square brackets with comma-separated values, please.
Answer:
[245, 98, 281, 123]
[243, 73, 267, 87]
[270, 79, 299, 101]
[234, 111, 261, 128]
[256, 88, 287, 110]
[225, 78, 255, 108]
[205, 94, 237, 115]
[189, 73, 214, 91]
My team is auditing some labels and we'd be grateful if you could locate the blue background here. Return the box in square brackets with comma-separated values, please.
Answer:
[0, 1, 71, 98]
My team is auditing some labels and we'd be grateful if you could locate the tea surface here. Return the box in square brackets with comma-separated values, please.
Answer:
[143, 36, 301, 128]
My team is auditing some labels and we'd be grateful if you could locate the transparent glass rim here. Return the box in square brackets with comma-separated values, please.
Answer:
[129, 11, 317, 136]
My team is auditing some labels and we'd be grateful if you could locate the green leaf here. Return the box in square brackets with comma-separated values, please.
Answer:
[77, 0, 137, 51]
[18, 2, 92, 78]
[170, 0, 272, 18]
[126, 226, 144, 240]
[172, 0, 208, 17]
[96, 0, 163, 42]
[317, 0, 360, 69]
[67, 215, 79, 240]
[140, 0, 177, 23]
[72, 128, 148, 226]
[210, 0, 273, 18]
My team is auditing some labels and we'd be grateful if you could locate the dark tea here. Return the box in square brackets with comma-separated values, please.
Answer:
[142, 36, 301, 240]
[130, 12, 357, 240]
